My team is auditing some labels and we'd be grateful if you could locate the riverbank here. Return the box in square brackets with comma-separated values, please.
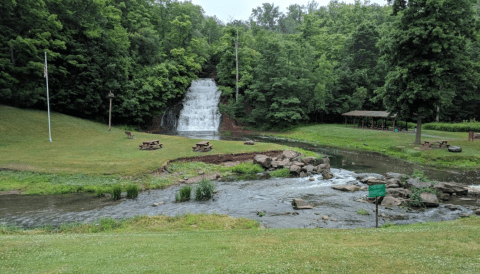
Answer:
[1, 216, 479, 273]
[263, 124, 480, 170]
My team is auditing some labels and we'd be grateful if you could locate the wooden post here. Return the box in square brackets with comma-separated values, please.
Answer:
[469, 131, 474, 142]
[392, 119, 396, 132]
[353, 118, 355, 128]
[382, 119, 384, 131]
[371, 117, 373, 130]
[109, 97, 112, 131]
[362, 118, 364, 129]
[375, 196, 378, 228]
[345, 117, 347, 127]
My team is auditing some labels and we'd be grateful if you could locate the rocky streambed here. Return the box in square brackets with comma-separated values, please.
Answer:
[1, 155, 479, 229]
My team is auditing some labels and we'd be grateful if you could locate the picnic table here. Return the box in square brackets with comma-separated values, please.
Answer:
[192, 141, 213, 152]
[422, 140, 449, 149]
[139, 140, 162, 150]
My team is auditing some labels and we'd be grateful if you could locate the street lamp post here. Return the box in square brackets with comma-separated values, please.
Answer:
[108, 91, 114, 131]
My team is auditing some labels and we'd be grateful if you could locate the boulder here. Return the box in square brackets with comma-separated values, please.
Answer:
[381, 196, 405, 207]
[467, 186, 480, 196]
[302, 165, 315, 173]
[475, 209, 480, 216]
[289, 165, 302, 174]
[386, 178, 401, 189]
[282, 150, 300, 160]
[420, 193, 439, 207]
[291, 199, 313, 209]
[356, 173, 384, 181]
[271, 159, 290, 168]
[433, 182, 468, 196]
[405, 178, 433, 189]
[299, 171, 307, 178]
[309, 177, 315, 181]
[362, 178, 387, 186]
[302, 156, 317, 165]
[256, 172, 271, 180]
[322, 157, 331, 166]
[253, 155, 272, 168]
[385, 172, 405, 180]
[292, 161, 305, 167]
[386, 188, 412, 198]
[331, 185, 360, 192]
[448, 146, 462, 153]
[316, 164, 329, 171]
[244, 140, 255, 145]
[321, 169, 334, 180]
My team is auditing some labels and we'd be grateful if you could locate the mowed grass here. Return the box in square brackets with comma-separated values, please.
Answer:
[0, 106, 285, 176]
[1, 216, 479, 273]
[270, 124, 480, 169]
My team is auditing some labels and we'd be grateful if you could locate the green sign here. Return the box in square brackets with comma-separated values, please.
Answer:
[369, 184, 386, 198]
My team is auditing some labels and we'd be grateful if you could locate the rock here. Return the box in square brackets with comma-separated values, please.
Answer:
[362, 178, 387, 186]
[386, 178, 401, 189]
[256, 172, 271, 180]
[178, 179, 186, 184]
[385, 172, 405, 180]
[439, 192, 451, 201]
[244, 140, 255, 145]
[198, 170, 205, 175]
[316, 164, 329, 171]
[321, 157, 330, 166]
[405, 178, 433, 189]
[152, 202, 164, 207]
[299, 171, 307, 178]
[475, 209, 480, 216]
[321, 169, 334, 180]
[381, 196, 404, 207]
[446, 205, 457, 211]
[215, 173, 222, 179]
[355, 173, 384, 181]
[342, 160, 348, 166]
[302, 157, 317, 165]
[434, 182, 468, 196]
[309, 177, 315, 181]
[321, 215, 329, 220]
[331, 185, 360, 192]
[420, 193, 439, 207]
[459, 213, 470, 218]
[448, 146, 462, 153]
[291, 199, 313, 209]
[386, 188, 412, 198]
[253, 155, 272, 168]
[289, 165, 302, 174]
[467, 187, 480, 196]
[360, 186, 369, 191]
[292, 161, 305, 167]
[282, 150, 300, 160]
[302, 165, 314, 173]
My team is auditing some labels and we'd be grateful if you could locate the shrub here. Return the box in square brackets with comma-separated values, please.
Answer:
[195, 179, 215, 201]
[232, 163, 264, 174]
[409, 187, 438, 207]
[175, 186, 192, 202]
[356, 208, 370, 215]
[126, 184, 139, 199]
[270, 168, 290, 178]
[111, 185, 122, 200]
[95, 187, 106, 198]
[423, 121, 480, 132]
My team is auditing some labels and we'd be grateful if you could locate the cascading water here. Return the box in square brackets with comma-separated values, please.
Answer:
[176, 78, 221, 135]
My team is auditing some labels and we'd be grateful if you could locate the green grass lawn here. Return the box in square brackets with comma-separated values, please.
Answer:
[267, 124, 480, 169]
[1, 216, 479, 273]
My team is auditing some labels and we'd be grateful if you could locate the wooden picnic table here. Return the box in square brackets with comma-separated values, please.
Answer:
[192, 141, 213, 152]
[139, 140, 162, 150]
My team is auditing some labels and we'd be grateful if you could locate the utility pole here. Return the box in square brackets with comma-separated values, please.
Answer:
[235, 29, 239, 102]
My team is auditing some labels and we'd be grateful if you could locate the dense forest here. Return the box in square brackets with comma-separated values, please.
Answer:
[1, 0, 479, 129]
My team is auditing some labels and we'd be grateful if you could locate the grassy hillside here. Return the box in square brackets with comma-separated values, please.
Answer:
[1, 216, 479, 273]
[269, 124, 480, 169]
[0, 105, 285, 176]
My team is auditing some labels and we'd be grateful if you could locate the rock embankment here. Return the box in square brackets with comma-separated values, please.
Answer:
[253, 150, 332, 178]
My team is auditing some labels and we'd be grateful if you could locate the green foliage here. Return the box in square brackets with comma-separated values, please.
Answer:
[381, 222, 396, 228]
[176, 186, 192, 202]
[111, 185, 122, 200]
[270, 168, 290, 178]
[232, 163, 264, 174]
[195, 179, 215, 201]
[126, 184, 139, 199]
[423, 122, 480, 132]
[409, 187, 438, 208]
[356, 208, 370, 215]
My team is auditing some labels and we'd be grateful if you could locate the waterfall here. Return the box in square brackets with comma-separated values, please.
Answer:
[177, 78, 221, 132]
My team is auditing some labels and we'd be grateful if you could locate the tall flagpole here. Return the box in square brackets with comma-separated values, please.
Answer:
[44, 52, 52, 142]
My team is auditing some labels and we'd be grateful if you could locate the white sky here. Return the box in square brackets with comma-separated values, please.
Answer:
[189, 0, 388, 23]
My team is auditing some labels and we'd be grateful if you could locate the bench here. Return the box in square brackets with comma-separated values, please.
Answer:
[139, 140, 162, 150]
[125, 131, 135, 139]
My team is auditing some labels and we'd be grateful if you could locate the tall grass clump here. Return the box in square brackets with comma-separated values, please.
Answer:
[270, 168, 290, 178]
[232, 162, 264, 174]
[175, 186, 192, 202]
[409, 187, 438, 207]
[423, 121, 480, 132]
[111, 185, 122, 200]
[126, 184, 139, 199]
[195, 179, 215, 201]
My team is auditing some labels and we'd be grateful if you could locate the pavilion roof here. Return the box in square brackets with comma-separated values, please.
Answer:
[342, 110, 397, 119]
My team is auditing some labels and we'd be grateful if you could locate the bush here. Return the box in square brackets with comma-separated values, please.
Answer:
[423, 121, 480, 132]
[175, 186, 192, 202]
[126, 184, 139, 199]
[95, 187, 106, 198]
[195, 179, 215, 201]
[111, 185, 122, 200]
[232, 163, 264, 174]
[409, 187, 438, 207]
[270, 168, 290, 178]
[356, 208, 370, 215]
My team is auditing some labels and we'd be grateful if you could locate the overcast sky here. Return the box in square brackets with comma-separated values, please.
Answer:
[189, 0, 388, 23]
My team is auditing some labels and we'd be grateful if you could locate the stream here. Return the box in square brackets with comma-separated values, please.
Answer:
[1, 135, 479, 229]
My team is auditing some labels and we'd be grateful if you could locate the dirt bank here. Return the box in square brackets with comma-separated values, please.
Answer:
[168, 150, 283, 165]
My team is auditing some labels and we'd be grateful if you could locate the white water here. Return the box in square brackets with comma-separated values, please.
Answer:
[177, 78, 221, 132]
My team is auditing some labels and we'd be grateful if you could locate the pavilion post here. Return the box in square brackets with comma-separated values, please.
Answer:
[382, 119, 384, 130]
[345, 117, 347, 127]
[362, 118, 364, 129]
[393, 119, 396, 132]
[371, 117, 373, 130]
[353, 118, 355, 128]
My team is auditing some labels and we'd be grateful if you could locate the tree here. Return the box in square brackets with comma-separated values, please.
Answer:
[377, 0, 478, 144]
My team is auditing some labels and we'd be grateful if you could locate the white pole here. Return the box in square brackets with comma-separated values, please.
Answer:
[45, 52, 52, 142]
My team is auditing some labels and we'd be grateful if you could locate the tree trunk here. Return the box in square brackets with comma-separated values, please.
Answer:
[415, 116, 422, 145]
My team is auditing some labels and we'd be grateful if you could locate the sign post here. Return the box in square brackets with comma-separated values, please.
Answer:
[369, 184, 385, 228]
